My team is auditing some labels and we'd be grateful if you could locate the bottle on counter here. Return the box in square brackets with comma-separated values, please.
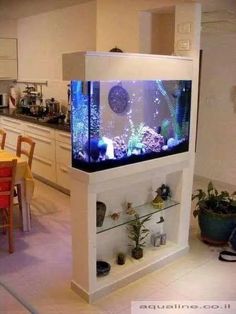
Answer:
[9, 85, 18, 109]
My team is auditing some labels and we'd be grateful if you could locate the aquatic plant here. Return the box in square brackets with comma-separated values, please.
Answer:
[174, 81, 191, 139]
[90, 82, 100, 137]
[127, 121, 145, 155]
[156, 80, 182, 141]
[160, 119, 170, 142]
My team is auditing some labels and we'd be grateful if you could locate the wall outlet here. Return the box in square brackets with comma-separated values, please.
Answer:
[177, 39, 191, 51]
[177, 22, 192, 34]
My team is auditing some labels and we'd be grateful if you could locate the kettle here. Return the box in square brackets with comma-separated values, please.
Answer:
[45, 98, 60, 115]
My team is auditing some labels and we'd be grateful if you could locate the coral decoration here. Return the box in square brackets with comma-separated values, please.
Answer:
[141, 126, 164, 153]
[113, 135, 127, 159]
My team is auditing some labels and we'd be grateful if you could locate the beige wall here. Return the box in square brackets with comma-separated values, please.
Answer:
[151, 13, 175, 55]
[17, 1, 96, 105]
[96, 0, 184, 52]
[195, 32, 236, 185]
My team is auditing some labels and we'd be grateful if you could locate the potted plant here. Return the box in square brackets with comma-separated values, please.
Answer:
[128, 214, 151, 259]
[192, 181, 236, 245]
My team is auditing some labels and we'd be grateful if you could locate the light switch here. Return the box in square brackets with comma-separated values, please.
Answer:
[177, 23, 192, 34]
[177, 39, 191, 51]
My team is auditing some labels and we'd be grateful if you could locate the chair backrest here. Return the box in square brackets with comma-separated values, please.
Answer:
[0, 159, 17, 208]
[16, 135, 35, 169]
[0, 129, 6, 150]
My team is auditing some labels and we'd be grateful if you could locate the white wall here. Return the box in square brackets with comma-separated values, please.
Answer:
[195, 32, 236, 185]
[17, 1, 96, 105]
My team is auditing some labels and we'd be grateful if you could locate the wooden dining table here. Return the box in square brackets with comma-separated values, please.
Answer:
[0, 149, 34, 232]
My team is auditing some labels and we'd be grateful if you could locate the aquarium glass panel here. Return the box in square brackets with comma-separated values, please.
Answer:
[71, 80, 192, 172]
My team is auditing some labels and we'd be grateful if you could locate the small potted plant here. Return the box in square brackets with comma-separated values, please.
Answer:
[192, 181, 236, 245]
[128, 214, 151, 259]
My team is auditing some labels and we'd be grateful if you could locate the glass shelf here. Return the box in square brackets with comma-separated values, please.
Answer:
[97, 199, 179, 234]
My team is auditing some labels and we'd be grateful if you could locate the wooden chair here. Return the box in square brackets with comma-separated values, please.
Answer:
[16, 135, 35, 215]
[0, 129, 6, 150]
[16, 135, 35, 169]
[0, 159, 17, 253]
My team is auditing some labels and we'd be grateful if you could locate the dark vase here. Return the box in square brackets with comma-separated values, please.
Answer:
[117, 254, 126, 265]
[96, 201, 106, 227]
[131, 247, 143, 259]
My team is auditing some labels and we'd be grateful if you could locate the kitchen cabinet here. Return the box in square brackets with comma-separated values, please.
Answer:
[0, 116, 23, 153]
[0, 38, 17, 79]
[55, 130, 71, 190]
[24, 123, 56, 183]
[0, 115, 71, 191]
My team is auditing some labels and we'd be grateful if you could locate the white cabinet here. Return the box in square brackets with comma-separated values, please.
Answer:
[0, 38, 17, 79]
[70, 154, 192, 303]
[0, 117, 23, 153]
[0, 116, 71, 190]
[0, 39, 17, 59]
[55, 130, 71, 190]
[24, 122, 57, 183]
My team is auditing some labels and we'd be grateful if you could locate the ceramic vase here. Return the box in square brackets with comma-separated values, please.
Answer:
[96, 201, 106, 227]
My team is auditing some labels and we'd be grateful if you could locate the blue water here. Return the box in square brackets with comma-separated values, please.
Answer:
[71, 80, 191, 172]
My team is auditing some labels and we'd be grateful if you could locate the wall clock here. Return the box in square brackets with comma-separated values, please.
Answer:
[108, 85, 129, 114]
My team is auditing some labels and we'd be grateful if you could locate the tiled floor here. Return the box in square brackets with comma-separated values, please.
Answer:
[0, 178, 236, 314]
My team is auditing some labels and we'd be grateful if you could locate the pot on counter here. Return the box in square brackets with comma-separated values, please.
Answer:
[0, 93, 8, 108]
[45, 98, 60, 115]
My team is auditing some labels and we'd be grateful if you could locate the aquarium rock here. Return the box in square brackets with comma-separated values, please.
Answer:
[167, 137, 178, 149]
[162, 145, 168, 151]
[141, 126, 164, 153]
[113, 136, 127, 159]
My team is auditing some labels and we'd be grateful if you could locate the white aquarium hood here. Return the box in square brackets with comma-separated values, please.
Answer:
[62, 51, 193, 81]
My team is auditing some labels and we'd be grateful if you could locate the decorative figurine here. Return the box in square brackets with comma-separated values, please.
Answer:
[110, 211, 121, 221]
[158, 184, 171, 200]
[152, 190, 164, 209]
[156, 216, 165, 224]
[126, 202, 136, 215]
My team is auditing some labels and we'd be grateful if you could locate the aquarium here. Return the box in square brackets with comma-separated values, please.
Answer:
[71, 79, 191, 172]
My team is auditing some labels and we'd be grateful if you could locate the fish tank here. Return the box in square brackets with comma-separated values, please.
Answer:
[71, 79, 191, 172]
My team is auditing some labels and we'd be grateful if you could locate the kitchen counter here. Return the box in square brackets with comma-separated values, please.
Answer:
[0, 108, 71, 133]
